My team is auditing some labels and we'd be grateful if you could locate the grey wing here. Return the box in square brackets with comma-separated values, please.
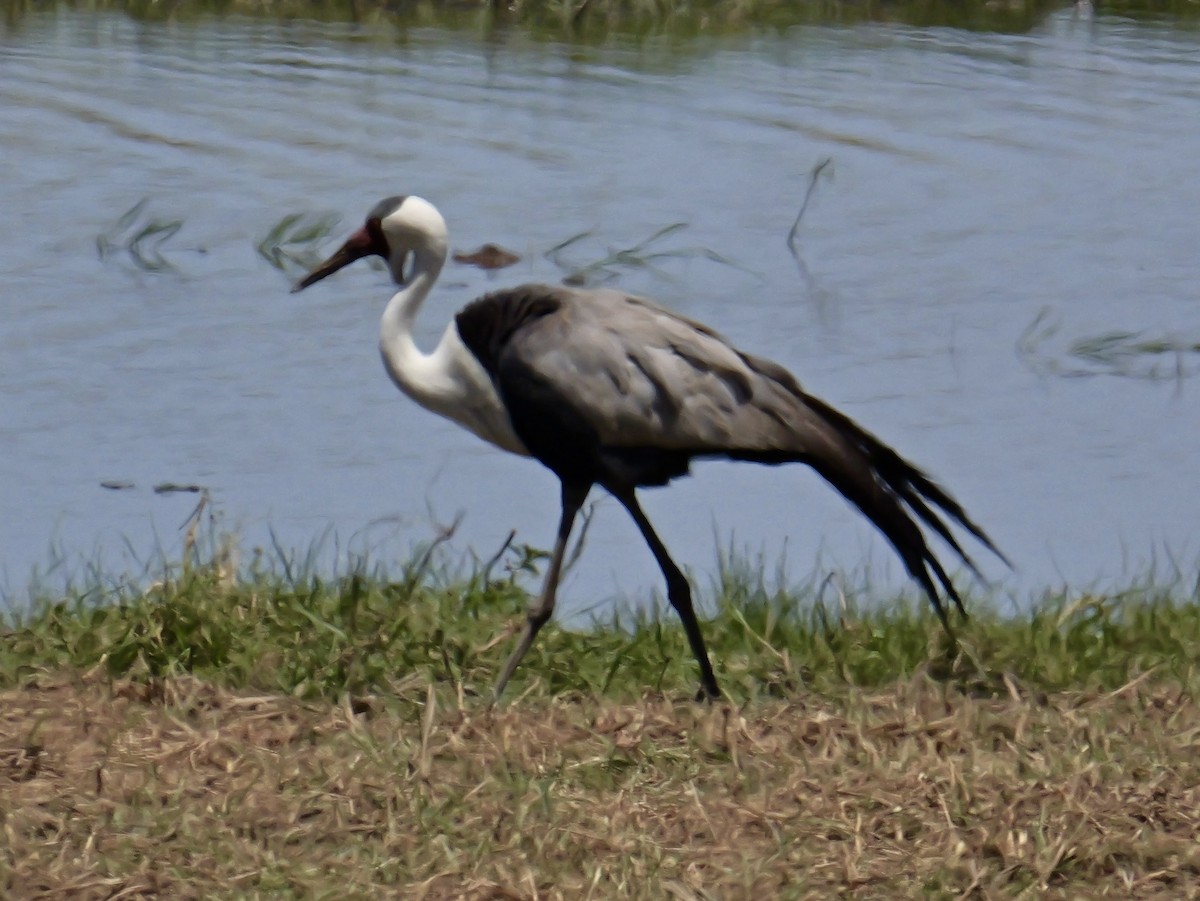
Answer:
[505, 290, 821, 454]
[500, 288, 1008, 626]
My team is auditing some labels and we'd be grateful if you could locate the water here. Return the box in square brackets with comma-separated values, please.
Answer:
[3, 10, 1199, 614]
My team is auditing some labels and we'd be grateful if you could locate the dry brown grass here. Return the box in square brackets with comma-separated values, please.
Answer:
[3, 669, 1199, 899]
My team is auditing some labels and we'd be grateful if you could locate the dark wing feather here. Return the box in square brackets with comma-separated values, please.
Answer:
[454, 285, 567, 377]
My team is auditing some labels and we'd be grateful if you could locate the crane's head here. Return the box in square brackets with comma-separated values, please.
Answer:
[291, 195, 448, 293]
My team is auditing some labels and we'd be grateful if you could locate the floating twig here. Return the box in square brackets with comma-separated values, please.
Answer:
[153, 482, 207, 495]
[453, 243, 521, 271]
[787, 157, 833, 279]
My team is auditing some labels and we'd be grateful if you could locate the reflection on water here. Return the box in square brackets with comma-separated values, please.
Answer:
[2, 11, 1199, 612]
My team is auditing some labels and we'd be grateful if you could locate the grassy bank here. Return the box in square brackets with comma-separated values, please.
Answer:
[2, 544, 1200, 897]
[5, 0, 1200, 37]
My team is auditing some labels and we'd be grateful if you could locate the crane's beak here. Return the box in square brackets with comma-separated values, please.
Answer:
[291, 226, 377, 293]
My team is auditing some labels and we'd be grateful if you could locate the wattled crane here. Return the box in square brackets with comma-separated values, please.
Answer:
[292, 195, 1005, 701]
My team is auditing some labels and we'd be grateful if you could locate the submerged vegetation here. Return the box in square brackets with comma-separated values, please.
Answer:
[1019, 308, 1200, 382]
[95, 199, 186, 273]
[545, 222, 744, 288]
[2, 531, 1200, 896]
[256, 210, 344, 273]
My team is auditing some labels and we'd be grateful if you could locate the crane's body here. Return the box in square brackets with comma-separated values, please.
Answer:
[293, 194, 1005, 701]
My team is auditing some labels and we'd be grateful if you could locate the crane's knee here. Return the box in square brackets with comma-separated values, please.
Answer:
[664, 571, 693, 612]
[524, 606, 553, 632]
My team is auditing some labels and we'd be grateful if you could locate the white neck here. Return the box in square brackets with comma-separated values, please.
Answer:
[379, 243, 445, 372]
[377, 242, 529, 457]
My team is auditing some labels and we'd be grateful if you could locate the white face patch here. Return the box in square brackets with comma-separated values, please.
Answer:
[386, 196, 448, 248]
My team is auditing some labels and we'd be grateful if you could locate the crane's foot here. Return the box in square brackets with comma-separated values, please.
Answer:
[695, 681, 722, 704]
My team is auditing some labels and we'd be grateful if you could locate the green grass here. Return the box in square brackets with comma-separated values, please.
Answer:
[3, 537, 1200, 897]
[6, 0, 1200, 38]
[4, 532, 1198, 705]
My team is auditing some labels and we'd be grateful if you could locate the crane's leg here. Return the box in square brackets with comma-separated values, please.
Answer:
[611, 487, 721, 701]
[492, 481, 590, 703]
